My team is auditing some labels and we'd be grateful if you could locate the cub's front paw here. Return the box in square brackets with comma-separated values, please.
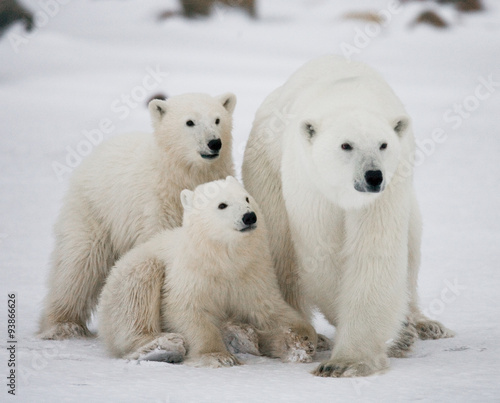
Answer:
[313, 356, 388, 378]
[416, 319, 455, 340]
[39, 322, 92, 340]
[186, 352, 241, 368]
[126, 333, 186, 363]
[222, 322, 260, 356]
[281, 325, 317, 363]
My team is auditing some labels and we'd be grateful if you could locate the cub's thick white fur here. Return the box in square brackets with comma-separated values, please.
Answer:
[98, 177, 317, 367]
[242, 55, 454, 377]
[40, 93, 236, 340]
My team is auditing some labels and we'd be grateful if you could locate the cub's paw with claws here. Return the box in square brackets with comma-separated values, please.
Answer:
[186, 352, 241, 368]
[222, 322, 260, 356]
[316, 333, 333, 352]
[126, 333, 186, 363]
[39, 322, 93, 340]
[281, 324, 317, 363]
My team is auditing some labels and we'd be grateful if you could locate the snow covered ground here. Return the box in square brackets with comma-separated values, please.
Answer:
[1, 0, 499, 401]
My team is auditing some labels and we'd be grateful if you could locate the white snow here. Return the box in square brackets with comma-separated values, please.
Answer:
[1, 0, 499, 401]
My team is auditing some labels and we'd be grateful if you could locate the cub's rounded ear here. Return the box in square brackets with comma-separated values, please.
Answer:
[180, 189, 194, 210]
[217, 92, 237, 114]
[148, 99, 168, 130]
[302, 120, 317, 141]
[392, 116, 410, 136]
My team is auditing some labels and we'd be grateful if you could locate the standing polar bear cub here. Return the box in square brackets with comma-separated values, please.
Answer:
[40, 92, 236, 340]
[242, 55, 454, 377]
[98, 177, 317, 367]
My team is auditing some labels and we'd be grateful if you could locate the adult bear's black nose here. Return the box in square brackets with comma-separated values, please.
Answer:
[242, 212, 257, 226]
[365, 170, 383, 187]
[207, 139, 222, 151]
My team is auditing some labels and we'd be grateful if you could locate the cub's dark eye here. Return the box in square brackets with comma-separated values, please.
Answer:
[218, 203, 228, 210]
[341, 143, 353, 151]
[215, 118, 220, 125]
[380, 143, 388, 150]
[245, 197, 249, 203]
[186, 120, 195, 127]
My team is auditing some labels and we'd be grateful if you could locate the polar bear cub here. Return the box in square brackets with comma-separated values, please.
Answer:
[242, 55, 454, 377]
[98, 177, 317, 367]
[39, 92, 236, 341]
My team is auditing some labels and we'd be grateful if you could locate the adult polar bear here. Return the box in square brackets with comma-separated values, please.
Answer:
[242, 55, 454, 377]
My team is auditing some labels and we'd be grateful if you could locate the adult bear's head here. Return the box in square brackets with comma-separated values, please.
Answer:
[297, 107, 411, 210]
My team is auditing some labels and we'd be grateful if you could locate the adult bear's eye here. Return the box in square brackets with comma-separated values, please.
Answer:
[341, 143, 353, 151]
[215, 118, 220, 125]
[245, 197, 249, 203]
[186, 120, 195, 127]
[380, 143, 388, 150]
[218, 203, 228, 210]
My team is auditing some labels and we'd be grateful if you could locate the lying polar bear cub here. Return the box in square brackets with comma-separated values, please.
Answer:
[98, 176, 317, 367]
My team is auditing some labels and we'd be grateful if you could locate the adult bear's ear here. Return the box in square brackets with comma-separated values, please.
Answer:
[148, 99, 168, 130]
[180, 189, 194, 210]
[392, 116, 410, 136]
[302, 120, 317, 141]
[217, 92, 237, 114]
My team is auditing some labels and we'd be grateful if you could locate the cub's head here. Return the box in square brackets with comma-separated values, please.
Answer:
[180, 176, 259, 243]
[149, 92, 236, 165]
[298, 109, 410, 210]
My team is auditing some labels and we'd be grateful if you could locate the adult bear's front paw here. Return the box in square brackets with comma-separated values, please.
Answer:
[416, 319, 455, 340]
[312, 355, 388, 377]
[388, 320, 418, 358]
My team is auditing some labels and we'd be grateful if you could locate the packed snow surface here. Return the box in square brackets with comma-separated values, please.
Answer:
[1, 0, 499, 401]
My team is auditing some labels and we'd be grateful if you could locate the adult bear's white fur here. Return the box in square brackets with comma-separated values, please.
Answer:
[242, 55, 454, 377]
[39, 92, 236, 340]
[98, 177, 317, 367]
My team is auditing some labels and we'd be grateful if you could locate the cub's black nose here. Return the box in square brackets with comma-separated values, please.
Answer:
[242, 212, 257, 226]
[365, 170, 383, 187]
[207, 139, 222, 151]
